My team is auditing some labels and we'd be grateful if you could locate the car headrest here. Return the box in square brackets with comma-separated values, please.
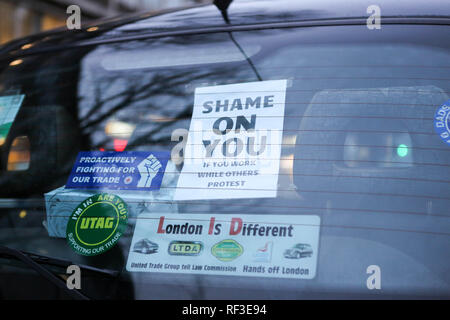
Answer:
[293, 85, 449, 208]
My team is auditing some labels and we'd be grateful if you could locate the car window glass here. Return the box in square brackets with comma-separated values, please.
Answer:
[0, 24, 449, 299]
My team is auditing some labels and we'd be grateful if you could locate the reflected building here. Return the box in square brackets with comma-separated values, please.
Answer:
[0, 0, 209, 45]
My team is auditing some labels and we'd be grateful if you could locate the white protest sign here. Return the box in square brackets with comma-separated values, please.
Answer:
[174, 80, 287, 200]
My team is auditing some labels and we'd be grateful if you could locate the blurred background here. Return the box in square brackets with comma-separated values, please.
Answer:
[0, 0, 210, 45]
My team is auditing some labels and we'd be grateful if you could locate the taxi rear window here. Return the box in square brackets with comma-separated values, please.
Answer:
[0, 24, 449, 299]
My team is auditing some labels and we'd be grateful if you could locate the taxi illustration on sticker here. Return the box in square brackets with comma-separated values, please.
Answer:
[133, 239, 159, 254]
[211, 239, 243, 262]
[283, 243, 313, 259]
[66, 193, 128, 256]
[168, 241, 203, 256]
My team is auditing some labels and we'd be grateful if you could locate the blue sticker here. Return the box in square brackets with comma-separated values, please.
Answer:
[434, 100, 450, 146]
[66, 151, 170, 191]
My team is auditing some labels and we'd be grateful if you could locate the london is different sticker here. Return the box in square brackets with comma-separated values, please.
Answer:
[126, 214, 320, 279]
[66, 193, 128, 256]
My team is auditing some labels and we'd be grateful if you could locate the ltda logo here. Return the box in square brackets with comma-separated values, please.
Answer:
[168, 241, 203, 256]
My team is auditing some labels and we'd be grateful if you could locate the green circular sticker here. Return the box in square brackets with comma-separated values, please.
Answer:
[66, 193, 128, 256]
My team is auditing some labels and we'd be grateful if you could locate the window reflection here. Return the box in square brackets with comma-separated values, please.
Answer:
[7, 135, 30, 171]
